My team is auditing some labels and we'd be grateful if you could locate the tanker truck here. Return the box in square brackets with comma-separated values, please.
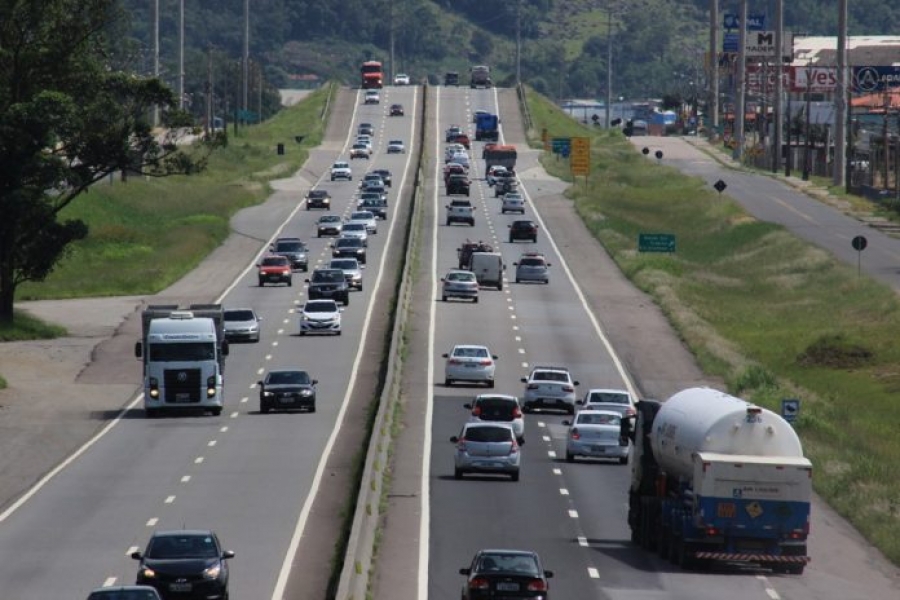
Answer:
[621, 387, 811, 574]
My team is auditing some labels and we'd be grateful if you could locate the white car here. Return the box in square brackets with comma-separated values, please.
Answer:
[577, 388, 636, 418]
[328, 258, 364, 291]
[350, 144, 370, 160]
[330, 161, 352, 181]
[563, 409, 629, 464]
[387, 139, 406, 154]
[464, 394, 525, 443]
[349, 210, 378, 234]
[355, 135, 373, 152]
[501, 192, 526, 214]
[444, 144, 466, 162]
[340, 221, 369, 244]
[443, 344, 497, 387]
[299, 299, 342, 336]
[394, 73, 410, 86]
[364, 90, 380, 104]
[521, 366, 580, 414]
[449, 151, 470, 169]
[441, 269, 479, 302]
[486, 165, 508, 186]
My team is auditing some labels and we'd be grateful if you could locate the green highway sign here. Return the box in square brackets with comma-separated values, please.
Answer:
[638, 233, 676, 253]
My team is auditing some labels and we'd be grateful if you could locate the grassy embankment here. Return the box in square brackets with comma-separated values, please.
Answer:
[524, 87, 900, 565]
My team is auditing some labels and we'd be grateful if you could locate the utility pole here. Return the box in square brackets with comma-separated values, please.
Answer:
[178, 0, 185, 110]
[152, 0, 159, 127]
[803, 59, 813, 180]
[205, 45, 212, 137]
[389, 0, 395, 85]
[516, 0, 522, 85]
[242, 0, 249, 113]
[606, 2, 613, 129]
[733, 0, 747, 161]
[834, 0, 848, 186]
[772, 0, 783, 173]
[709, 0, 719, 141]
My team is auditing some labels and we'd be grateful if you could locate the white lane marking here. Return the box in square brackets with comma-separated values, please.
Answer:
[510, 314, 516, 319]
[208, 440, 217, 447]
[220, 426, 228, 433]
[766, 589, 780, 600]
[515, 336, 521, 342]
[548, 450, 557, 458]
[518, 348, 525, 354]
[552, 468, 562, 475]
[241, 397, 249, 403]
[282, 318, 289, 324]
[180, 475, 191, 483]
[542, 435, 550, 442]
[521, 362, 528, 368]
[194, 457, 204, 464]
[512, 325, 519, 331]
[272, 341, 279, 346]
[278, 328, 285, 335]
[165, 495, 175, 504]
[265, 354, 272, 361]
[146, 517, 158, 527]
[568, 510, 578, 519]
[560, 488, 569, 496]
[538, 422, 546, 428]
[588, 567, 600, 579]
[578, 536, 588, 547]
[103, 577, 117, 587]
[126, 546, 139, 556]
[275, 84, 421, 600]
[249, 382, 257, 389]
[230, 411, 239, 418]
[257, 368, 265, 375]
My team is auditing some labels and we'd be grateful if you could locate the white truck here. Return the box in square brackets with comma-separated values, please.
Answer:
[470, 252, 505, 291]
[622, 387, 812, 573]
[134, 304, 229, 417]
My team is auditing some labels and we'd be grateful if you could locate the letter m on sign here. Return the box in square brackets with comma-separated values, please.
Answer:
[756, 32, 774, 46]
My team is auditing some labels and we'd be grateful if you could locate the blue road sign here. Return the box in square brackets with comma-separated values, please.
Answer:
[781, 398, 800, 424]
[852, 66, 900, 93]
[551, 137, 571, 157]
[724, 13, 766, 31]
[723, 32, 739, 53]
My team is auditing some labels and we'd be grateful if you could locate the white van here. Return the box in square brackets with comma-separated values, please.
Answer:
[470, 252, 505, 291]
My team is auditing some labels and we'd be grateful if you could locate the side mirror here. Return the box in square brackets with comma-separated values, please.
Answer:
[459, 568, 470, 575]
[450, 436, 459, 443]
[256, 381, 263, 388]
[576, 399, 584, 405]
[520, 377, 527, 383]
[222, 550, 235, 559]
[513, 263, 519, 266]
[134, 341, 143, 359]
[463, 403, 472, 409]
[311, 379, 319, 385]
[305, 279, 311, 283]
[573, 381, 580, 386]
[544, 570, 554, 578]
[562, 420, 571, 426]
[131, 551, 143, 560]
[492, 355, 499, 360]
[620, 417, 635, 443]
[442, 353, 449, 358]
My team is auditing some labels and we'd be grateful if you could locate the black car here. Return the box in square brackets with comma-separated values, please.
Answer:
[459, 549, 553, 599]
[509, 220, 538, 243]
[358, 197, 388, 220]
[257, 369, 317, 413]
[389, 103, 404, 116]
[444, 71, 460, 86]
[357, 122, 374, 136]
[371, 168, 393, 187]
[305, 268, 351, 305]
[132, 530, 234, 600]
[446, 174, 470, 196]
[332, 237, 368, 264]
[305, 189, 331, 210]
[270, 237, 309, 271]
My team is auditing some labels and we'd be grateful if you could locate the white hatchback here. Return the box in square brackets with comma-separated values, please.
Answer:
[299, 299, 342, 336]
[443, 344, 497, 388]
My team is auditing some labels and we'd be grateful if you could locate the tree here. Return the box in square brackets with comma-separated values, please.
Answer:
[0, 0, 213, 323]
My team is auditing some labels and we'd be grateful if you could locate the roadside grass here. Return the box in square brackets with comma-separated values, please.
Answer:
[525, 87, 900, 565]
[17, 83, 334, 300]
[0, 310, 68, 342]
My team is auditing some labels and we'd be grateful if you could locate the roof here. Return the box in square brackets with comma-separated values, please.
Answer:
[792, 35, 900, 66]
[696, 452, 813, 468]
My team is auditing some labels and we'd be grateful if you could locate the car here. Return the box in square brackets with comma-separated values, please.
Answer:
[330, 161, 352, 181]
[450, 422, 520, 481]
[257, 254, 292, 286]
[86, 585, 162, 600]
[446, 173, 470, 196]
[441, 269, 479, 302]
[357, 122, 375, 136]
[270, 237, 309, 271]
[457, 240, 494, 270]
[306, 268, 351, 305]
[449, 151, 470, 169]
[501, 192, 526, 214]
[394, 73, 410, 85]
[494, 176, 519, 197]
[298, 299, 343, 336]
[371, 168, 393, 187]
[389, 103, 405, 116]
[340, 221, 369, 245]
[577, 387, 636, 418]
[450, 133, 471, 149]
[472, 109, 491, 123]
[364, 89, 380, 104]
[223, 308, 261, 343]
[258, 369, 318, 412]
[329, 258, 364, 290]
[444, 143, 466, 161]
[331, 236, 367, 264]
[513, 252, 550, 284]
[486, 165, 508, 186]
[444, 71, 460, 86]
[446, 198, 475, 226]
[465, 394, 525, 443]
[355, 135, 373, 153]
[443, 162, 467, 184]
[459, 549, 553, 598]
[360, 179, 388, 200]
[316, 214, 343, 238]
[563, 409, 629, 464]
[387, 139, 406, 154]
[445, 126, 463, 143]
[357, 196, 388, 220]
[443, 344, 497, 387]
[349, 210, 378, 234]
[521, 366, 580, 414]
[350, 143, 370, 159]
[305, 188, 331, 210]
[360, 172, 385, 189]
[131, 530, 234, 600]
[508, 220, 538, 243]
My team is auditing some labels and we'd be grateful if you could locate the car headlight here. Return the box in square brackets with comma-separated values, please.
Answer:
[202, 561, 222, 580]
[301, 389, 313, 396]
[263, 391, 274, 397]
[140, 566, 157, 579]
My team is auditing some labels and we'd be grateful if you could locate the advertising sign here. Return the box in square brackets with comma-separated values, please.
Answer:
[852, 66, 900, 92]
[724, 13, 766, 30]
[791, 66, 838, 93]
[570, 137, 590, 176]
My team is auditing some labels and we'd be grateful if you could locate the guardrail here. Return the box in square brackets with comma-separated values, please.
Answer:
[335, 83, 429, 600]
[517, 82, 533, 134]
[321, 81, 336, 122]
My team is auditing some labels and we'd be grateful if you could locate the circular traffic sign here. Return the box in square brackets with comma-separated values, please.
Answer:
[851, 235, 868, 251]
[642, 147, 650, 155]
[655, 150, 663, 160]
[713, 179, 727, 193]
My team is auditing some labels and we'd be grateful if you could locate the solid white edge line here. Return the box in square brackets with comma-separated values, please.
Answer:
[418, 84, 440, 600]
[272, 85, 421, 600]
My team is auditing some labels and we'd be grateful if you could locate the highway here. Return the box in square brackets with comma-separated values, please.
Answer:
[0, 86, 420, 599]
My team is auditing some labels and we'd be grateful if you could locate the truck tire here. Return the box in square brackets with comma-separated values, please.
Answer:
[211, 407, 223, 416]
[260, 403, 269, 414]
[145, 408, 159, 419]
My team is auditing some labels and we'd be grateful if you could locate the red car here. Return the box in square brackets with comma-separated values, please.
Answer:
[257, 255, 292, 287]
[451, 133, 471, 149]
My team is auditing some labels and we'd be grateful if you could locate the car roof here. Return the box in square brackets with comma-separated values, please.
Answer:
[463, 421, 514, 431]
[151, 529, 216, 538]
[453, 344, 489, 351]
[474, 394, 519, 402]
[576, 409, 623, 418]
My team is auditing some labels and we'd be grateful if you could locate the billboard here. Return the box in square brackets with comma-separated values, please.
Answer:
[852, 66, 900, 92]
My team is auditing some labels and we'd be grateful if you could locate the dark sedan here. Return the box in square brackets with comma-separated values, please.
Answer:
[389, 103, 404, 116]
[508, 220, 538, 243]
[332, 237, 367, 264]
[132, 530, 234, 600]
[371, 168, 393, 187]
[460, 549, 553, 599]
[258, 369, 317, 413]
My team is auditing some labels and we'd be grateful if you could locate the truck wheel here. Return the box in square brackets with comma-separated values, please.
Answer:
[260, 403, 269, 414]
[258, 279, 265, 287]
[446, 218, 451, 226]
[145, 408, 159, 419]
[566, 452, 574, 463]
[497, 281, 503, 291]
[454, 468, 463, 480]
[287, 279, 292, 287]
[445, 378, 453, 387]
[211, 407, 223, 416]
[309, 403, 317, 413]
[442, 295, 448, 302]
[510, 471, 520, 482]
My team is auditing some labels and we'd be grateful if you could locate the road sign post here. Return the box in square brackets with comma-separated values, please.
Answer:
[851, 235, 868, 277]
[781, 398, 800, 424]
[638, 233, 676, 253]
[570, 137, 591, 177]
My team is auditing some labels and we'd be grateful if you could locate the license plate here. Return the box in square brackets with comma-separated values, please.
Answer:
[497, 582, 519, 591]
[591, 445, 607, 453]
[175, 393, 191, 402]
[169, 583, 192, 592]
[464, 363, 478, 368]
[279, 395, 295, 403]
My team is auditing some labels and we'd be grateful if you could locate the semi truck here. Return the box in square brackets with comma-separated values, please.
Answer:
[360, 60, 384, 89]
[135, 304, 229, 417]
[475, 113, 499, 141]
[622, 387, 811, 574]
[483, 145, 517, 171]
[470, 65, 492, 88]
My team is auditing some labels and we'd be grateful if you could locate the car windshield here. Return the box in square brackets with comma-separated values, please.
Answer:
[313, 270, 344, 283]
[224, 310, 255, 322]
[577, 413, 621, 426]
[148, 342, 215, 362]
[477, 553, 539, 575]
[333, 162, 349, 169]
[475, 397, 517, 417]
[519, 258, 544, 267]
[453, 347, 488, 358]
[352, 212, 373, 220]
[360, 193, 382, 201]
[446, 272, 475, 282]
[390, 140, 403, 145]
[320, 215, 341, 223]
[308, 190, 328, 198]
[146, 535, 219, 559]
[267, 371, 311, 385]
[587, 392, 630, 404]
[533, 370, 568, 382]
[464, 426, 512, 443]
[330, 260, 357, 270]
[262, 257, 288, 266]
[88, 590, 161, 600]
[337, 238, 362, 248]
[274, 241, 306, 252]
[305, 302, 337, 314]
[344, 223, 365, 231]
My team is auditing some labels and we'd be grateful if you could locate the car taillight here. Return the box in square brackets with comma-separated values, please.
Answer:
[625, 407, 636, 417]
[562, 385, 574, 392]
[469, 577, 490, 590]
[457, 438, 467, 451]
[479, 359, 492, 366]
[570, 428, 581, 440]
[527, 383, 539, 390]
[512, 407, 522, 418]
[527, 579, 548, 592]
[471, 406, 482, 417]
[449, 359, 462, 365]
[509, 439, 519, 455]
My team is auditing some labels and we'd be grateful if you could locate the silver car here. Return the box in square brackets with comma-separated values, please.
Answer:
[441, 269, 479, 302]
[299, 299, 342, 336]
[501, 192, 526, 214]
[443, 344, 497, 387]
[349, 210, 378, 234]
[465, 394, 525, 443]
[329, 258, 364, 291]
[514, 252, 551, 284]
[450, 422, 520, 481]
[563, 409, 629, 464]
[521, 366, 580, 414]
[223, 308, 261, 343]
[577, 388, 636, 418]
[340, 221, 369, 245]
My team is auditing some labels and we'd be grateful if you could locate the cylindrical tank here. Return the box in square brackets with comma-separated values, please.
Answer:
[650, 387, 804, 480]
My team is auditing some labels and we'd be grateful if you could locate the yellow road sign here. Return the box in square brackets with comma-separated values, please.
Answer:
[570, 136, 590, 176]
